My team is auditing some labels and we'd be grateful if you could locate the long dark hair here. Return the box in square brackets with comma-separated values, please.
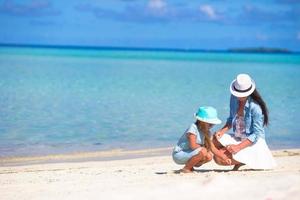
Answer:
[196, 121, 211, 150]
[250, 89, 269, 126]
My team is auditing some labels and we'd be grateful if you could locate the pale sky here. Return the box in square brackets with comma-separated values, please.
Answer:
[0, 0, 299, 50]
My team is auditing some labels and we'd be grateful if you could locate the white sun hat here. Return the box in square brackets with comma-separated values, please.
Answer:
[230, 74, 256, 97]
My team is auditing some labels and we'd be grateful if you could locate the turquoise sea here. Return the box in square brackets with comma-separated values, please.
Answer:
[0, 45, 300, 157]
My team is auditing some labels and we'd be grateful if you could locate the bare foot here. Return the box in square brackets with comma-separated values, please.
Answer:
[232, 163, 245, 171]
[180, 167, 194, 173]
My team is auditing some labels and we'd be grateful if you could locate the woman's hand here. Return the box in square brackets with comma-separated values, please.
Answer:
[224, 158, 232, 165]
[220, 155, 232, 165]
[226, 144, 241, 154]
[215, 123, 232, 140]
[215, 130, 224, 139]
[217, 155, 232, 165]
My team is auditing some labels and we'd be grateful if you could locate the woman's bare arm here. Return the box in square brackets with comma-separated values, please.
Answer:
[227, 139, 253, 154]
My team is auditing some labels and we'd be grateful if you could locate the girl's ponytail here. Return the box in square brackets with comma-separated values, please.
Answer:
[197, 122, 211, 150]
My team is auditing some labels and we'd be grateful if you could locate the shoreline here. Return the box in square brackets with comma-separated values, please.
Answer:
[0, 147, 173, 167]
[1, 146, 299, 167]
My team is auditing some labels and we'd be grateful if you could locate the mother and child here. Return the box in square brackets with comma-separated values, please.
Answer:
[172, 73, 277, 173]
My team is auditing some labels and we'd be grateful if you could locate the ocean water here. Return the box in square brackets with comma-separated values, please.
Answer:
[0, 46, 300, 157]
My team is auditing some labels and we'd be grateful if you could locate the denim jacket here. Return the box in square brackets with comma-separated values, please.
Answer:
[226, 95, 265, 143]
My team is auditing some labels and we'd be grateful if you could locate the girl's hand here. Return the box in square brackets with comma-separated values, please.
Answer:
[226, 144, 241, 154]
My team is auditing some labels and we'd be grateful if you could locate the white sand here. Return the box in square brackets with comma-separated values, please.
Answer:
[0, 148, 299, 200]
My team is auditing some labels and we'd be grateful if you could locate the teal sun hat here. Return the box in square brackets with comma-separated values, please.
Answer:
[194, 106, 222, 125]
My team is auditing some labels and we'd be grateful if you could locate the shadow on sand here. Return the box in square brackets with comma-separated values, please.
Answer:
[155, 168, 264, 175]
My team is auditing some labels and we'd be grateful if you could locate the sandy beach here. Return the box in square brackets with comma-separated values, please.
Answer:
[0, 148, 299, 200]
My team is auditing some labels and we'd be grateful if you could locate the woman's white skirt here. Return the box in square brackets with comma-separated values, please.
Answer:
[218, 134, 277, 169]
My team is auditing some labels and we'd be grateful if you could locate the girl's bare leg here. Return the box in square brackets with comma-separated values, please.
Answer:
[182, 148, 208, 173]
[195, 151, 212, 167]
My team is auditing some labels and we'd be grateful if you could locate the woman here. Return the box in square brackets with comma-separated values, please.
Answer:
[213, 74, 276, 170]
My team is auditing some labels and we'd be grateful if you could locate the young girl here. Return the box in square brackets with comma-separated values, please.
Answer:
[172, 106, 231, 173]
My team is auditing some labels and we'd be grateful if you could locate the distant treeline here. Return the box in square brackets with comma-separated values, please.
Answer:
[228, 47, 291, 54]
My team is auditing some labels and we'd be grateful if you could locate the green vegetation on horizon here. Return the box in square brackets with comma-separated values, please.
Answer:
[228, 47, 291, 53]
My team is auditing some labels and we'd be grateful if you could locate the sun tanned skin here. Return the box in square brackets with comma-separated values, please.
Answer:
[181, 121, 231, 173]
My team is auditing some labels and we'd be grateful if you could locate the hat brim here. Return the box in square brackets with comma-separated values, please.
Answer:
[195, 116, 222, 125]
[230, 79, 256, 97]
